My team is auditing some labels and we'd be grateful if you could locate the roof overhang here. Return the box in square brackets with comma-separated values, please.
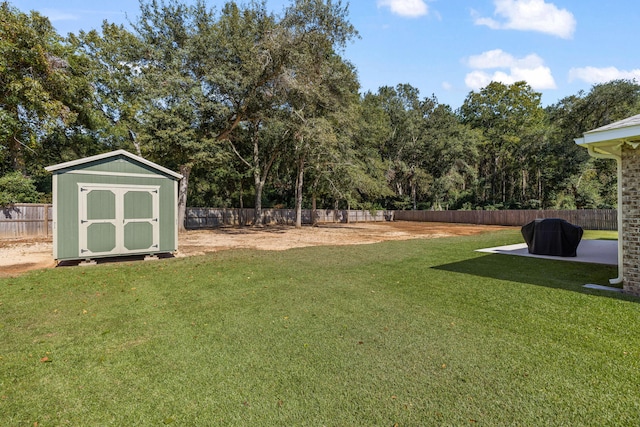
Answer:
[45, 149, 183, 180]
[572, 115, 640, 286]
[575, 114, 640, 158]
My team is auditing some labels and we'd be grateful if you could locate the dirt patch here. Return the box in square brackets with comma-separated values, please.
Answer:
[0, 221, 512, 277]
[0, 237, 57, 277]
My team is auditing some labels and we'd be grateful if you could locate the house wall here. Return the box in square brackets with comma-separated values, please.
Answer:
[621, 145, 640, 296]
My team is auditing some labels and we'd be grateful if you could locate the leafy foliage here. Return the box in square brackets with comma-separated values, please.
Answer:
[3, 1, 640, 214]
[460, 81, 546, 208]
[0, 2, 100, 177]
[0, 171, 42, 205]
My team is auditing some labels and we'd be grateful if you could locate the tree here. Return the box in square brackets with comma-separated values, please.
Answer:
[0, 2, 98, 177]
[364, 84, 437, 210]
[546, 79, 640, 208]
[79, 0, 230, 230]
[0, 172, 42, 206]
[72, 22, 148, 157]
[137, 0, 234, 230]
[283, 50, 359, 228]
[205, 0, 359, 226]
[459, 81, 545, 207]
[202, 1, 286, 225]
[423, 104, 480, 209]
[309, 98, 393, 219]
[352, 92, 396, 209]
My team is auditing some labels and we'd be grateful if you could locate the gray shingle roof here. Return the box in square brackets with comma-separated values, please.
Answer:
[45, 149, 183, 180]
[586, 113, 640, 134]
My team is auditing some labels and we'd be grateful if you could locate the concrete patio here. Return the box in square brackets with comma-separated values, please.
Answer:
[477, 239, 621, 292]
[476, 239, 617, 266]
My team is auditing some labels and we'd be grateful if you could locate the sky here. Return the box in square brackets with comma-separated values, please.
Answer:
[10, 0, 640, 108]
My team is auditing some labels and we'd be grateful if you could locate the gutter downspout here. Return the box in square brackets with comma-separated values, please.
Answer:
[586, 145, 623, 285]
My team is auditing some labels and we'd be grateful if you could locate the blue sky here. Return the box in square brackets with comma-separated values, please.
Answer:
[10, 0, 640, 108]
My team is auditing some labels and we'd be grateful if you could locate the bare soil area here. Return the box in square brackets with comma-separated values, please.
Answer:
[0, 221, 511, 277]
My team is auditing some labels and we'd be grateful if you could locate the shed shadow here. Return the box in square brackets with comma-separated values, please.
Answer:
[57, 252, 175, 268]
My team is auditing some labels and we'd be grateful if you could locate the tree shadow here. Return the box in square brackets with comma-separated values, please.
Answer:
[2, 204, 21, 219]
[432, 252, 635, 301]
[186, 223, 375, 235]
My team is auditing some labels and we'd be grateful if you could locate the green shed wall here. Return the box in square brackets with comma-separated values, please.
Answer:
[52, 155, 178, 261]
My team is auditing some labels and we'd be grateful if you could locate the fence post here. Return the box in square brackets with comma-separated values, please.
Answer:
[44, 204, 49, 236]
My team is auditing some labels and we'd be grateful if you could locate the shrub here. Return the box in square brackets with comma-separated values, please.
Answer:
[0, 172, 42, 206]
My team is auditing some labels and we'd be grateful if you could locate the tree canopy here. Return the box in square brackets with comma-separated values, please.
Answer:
[1, 0, 637, 215]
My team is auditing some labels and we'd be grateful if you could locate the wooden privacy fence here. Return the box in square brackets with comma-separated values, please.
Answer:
[185, 208, 392, 228]
[394, 209, 618, 230]
[0, 205, 618, 237]
[1, 204, 53, 238]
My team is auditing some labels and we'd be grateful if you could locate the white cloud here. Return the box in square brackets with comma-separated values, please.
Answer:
[569, 66, 640, 84]
[473, 0, 576, 39]
[41, 8, 79, 22]
[467, 49, 516, 69]
[467, 49, 545, 70]
[465, 49, 556, 90]
[377, 0, 429, 18]
[442, 81, 453, 91]
[465, 71, 493, 90]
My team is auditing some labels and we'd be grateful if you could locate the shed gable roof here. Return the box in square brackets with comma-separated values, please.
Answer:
[45, 150, 183, 180]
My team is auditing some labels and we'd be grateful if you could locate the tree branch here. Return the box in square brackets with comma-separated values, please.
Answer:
[228, 139, 252, 169]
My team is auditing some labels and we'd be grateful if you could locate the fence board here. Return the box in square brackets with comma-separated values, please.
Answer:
[393, 209, 618, 230]
[1, 205, 617, 237]
[185, 208, 390, 228]
[0, 204, 53, 238]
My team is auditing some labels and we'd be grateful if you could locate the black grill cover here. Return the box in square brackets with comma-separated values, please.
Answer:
[521, 218, 584, 257]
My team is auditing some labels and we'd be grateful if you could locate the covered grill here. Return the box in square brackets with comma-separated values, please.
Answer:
[521, 218, 584, 257]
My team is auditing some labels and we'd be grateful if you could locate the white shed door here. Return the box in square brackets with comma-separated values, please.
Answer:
[78, 184, 160, 258]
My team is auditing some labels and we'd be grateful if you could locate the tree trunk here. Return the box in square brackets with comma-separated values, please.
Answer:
[10, 134, 26, 173]
[346, 199, 350, 223]
[254, 176, 264, 227]
[128, 129, 142, 157]
[537, 168, 542, 202]
[311, 192, 317, 227]
[411, 180, 417, 210]
[502, 171, 506, 204]
[239, 180, 244, 227]
[311, 174, 321, 227]
[253, 129, 264, 227]
[295, 156, 305, 229]
[177, 164, 191, 232]
[249, 126, 277, 228]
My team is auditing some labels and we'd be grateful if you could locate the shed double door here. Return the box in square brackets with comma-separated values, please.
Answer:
[78, 184, 160, 258]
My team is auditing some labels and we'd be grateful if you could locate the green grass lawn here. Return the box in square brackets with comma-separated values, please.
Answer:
[583, 229, 618, 240]
[1, 229, 639, 426]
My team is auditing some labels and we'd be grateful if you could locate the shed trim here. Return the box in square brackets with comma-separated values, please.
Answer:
[77, 182, 161, 257]
[63, 169, 171, 180]
[51, 174, 58, 260]
[77, 182, 162, 191]
[45, 149, 183, 180]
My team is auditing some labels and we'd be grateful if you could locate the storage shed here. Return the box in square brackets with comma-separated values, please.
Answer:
[45, 150, 183, 262]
